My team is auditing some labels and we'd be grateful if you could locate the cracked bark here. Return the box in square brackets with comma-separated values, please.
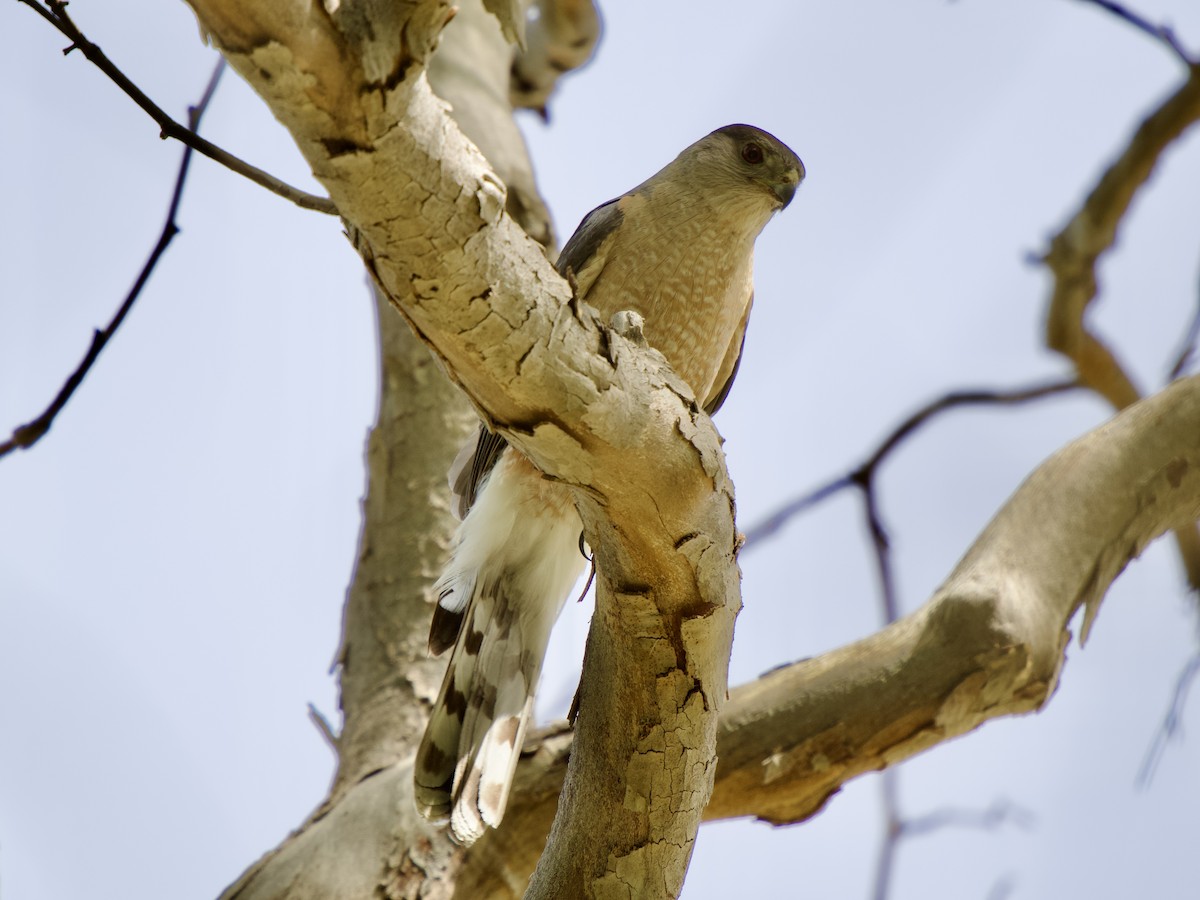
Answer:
[180, 2, 1200, 897]
[188, 0, 740, 890]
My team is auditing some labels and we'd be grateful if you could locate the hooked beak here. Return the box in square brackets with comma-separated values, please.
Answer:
[771, 164, 804, 209]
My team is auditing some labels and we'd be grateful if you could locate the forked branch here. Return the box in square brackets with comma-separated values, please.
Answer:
[0, 60, 225, 459]
[16, 0, 337, 214]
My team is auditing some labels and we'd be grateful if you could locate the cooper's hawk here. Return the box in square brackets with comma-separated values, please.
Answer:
[414, 124, 804, 843]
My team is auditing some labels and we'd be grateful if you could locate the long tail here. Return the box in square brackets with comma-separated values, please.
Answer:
[414, 450, 584, 844]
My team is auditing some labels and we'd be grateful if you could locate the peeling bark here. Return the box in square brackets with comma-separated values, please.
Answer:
[220, 371, 1200, 899]
[182, 2, 1200, 897]
[473, 375, 1200, 891]
[189, 0, 739, 892]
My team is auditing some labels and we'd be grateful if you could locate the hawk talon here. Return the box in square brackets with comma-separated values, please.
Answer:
[609, 309, 646, 346]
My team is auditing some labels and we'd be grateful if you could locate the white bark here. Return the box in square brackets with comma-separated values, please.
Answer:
[182, 2, 1200, 897]
[192, 0, 734, 895]
[218, 370, 1200, 898]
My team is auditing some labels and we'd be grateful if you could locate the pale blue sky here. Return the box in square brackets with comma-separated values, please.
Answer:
[2, 1, 1199, 898]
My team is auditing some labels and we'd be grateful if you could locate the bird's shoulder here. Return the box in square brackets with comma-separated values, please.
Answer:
[555, 196, 626, 281]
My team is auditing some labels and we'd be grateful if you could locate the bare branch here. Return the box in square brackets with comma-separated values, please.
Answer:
[1043, 64, 1200, 405]
[307, 702, 340, 753]
[863, 38, 1200, 896]
[1074, 0, 1196, 64]
[510, 0, 602, 117]
[901, 798, 1034, 839]
[855, 468, 899, 625]
[864, 381, 1083, 473]
[0, 59, 225, 460]
[742, 378, 1080, 549]
[15, 0, 337, 214]
[1167, 270, 1200, 380]
[870, 771, 1030, 900]
[871, 771, 902, 900]
[163, 2, 1200, 894]
[217, 375, 1200, 898]
[740, 474, 854, 548]
[1137, 652, 1200, 786]
[708, 375, 1200, 825]
[185, 4, 742, 893]
[1043, 61, 1200, 588]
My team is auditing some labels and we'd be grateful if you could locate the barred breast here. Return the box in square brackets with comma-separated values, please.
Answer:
[576, 187, 769, 408]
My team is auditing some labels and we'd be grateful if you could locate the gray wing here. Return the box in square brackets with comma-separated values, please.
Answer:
[703, 332, 745, 416]
[703, 293, 753, 416]
[555, 197, 624, 283]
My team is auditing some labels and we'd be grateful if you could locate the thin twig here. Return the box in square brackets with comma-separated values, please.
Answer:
[17, 0, 337, 215]
[1043, 65, 1200, 407]
[861, 381, 1082, 473]
[871, 775, 1031, 900]
[308, 702, 341, 752]
[853, 468, 898, 624]
[741, 378, 1080, 549]
[1043, 57, 1200, 589]
[1167, 271, 1200, 380]
[901, 798, 1034, 838]
[1137, 652, 1200, 787]
[1074, 0, 1196, 64]
[0, 59, 226, 460]
[740, 475, 853, 548]
[778, 384, 1077, 900]
[870, 770, 902, 900]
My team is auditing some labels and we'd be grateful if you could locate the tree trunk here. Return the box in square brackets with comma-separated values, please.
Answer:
[180, 2, 1200, 896]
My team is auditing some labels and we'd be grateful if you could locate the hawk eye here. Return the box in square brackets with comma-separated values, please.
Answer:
[741, 142, 765, 165]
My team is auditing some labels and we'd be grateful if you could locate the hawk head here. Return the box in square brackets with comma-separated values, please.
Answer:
[681, 123, 806, 212]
